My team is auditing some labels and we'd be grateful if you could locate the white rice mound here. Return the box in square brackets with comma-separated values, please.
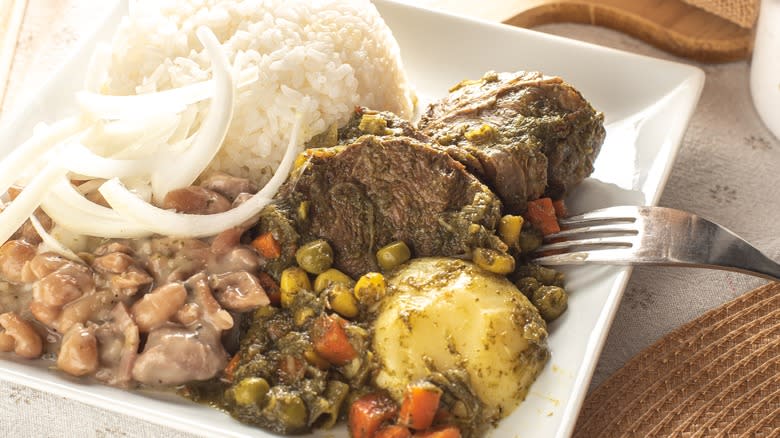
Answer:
[104, 0, 415, 184]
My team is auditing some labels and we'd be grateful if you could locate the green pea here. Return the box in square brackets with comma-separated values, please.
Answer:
[376, 241, 411, 271]
[265, 388, 308, 431]
[515, 276, 540, 299]
[532, 285, 568, 321]
[233, 377, 270, 406]
[295, 240, 333, 274]
[517, 264, 564, 286]
[519, 228, 543, 253]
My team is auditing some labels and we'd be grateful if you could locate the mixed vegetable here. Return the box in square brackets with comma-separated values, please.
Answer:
[177, 189, 570, 437]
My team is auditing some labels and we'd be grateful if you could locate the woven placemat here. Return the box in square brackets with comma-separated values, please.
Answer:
[681, 0, 759, 28]
[574, 281, 780, 437]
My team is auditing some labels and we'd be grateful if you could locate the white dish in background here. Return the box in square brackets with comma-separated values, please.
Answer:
[750, 0, 780, 139]
[0, 1, 703, 437]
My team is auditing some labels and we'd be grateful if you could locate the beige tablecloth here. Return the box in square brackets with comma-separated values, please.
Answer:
[1, 1, 778, 437]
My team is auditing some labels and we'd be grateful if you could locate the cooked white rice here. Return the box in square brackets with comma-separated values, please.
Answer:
[104, 0, 415, 184]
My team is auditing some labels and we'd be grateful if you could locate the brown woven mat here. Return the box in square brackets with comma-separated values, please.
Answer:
[681, 0, 759, 28]
[574, 281, 780, 438]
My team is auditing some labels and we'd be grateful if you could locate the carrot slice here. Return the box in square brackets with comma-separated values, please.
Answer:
[552, 199, 568, 218]
[398, 382, 443, 430]
[223, 352, 241, 383]
[376, 425, 412, 438]
[256, 271, 281, 306]
[251, 232, 281, 259]
[349, 393, 399, 438]
[525, 197, 561, 236]
[310, 315, 357, 366]
[413, 425, 461, 438]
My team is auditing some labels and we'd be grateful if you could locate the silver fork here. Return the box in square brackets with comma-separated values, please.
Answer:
[532, 206, 780, 281]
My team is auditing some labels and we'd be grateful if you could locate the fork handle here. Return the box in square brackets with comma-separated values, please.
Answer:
[634, 211, 779, 281]
[681, 217, 780, 281]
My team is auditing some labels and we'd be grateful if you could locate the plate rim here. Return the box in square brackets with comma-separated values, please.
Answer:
[0, 1, 705, 437]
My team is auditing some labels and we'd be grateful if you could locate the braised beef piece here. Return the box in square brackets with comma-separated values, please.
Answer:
[274, 135, 505, 278]
[419, 71, 605, 211]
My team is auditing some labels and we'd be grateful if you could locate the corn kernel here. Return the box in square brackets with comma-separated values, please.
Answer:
[328, 284, 359, 319]
[464, 124, 496, 144]
[358, 113, 388, 135]
[472, 248, 515, 275]
[293, 152, 309, 171]
[280, 267, 312, 308]
[314, 268, 354, 294]
[354, 272, 386, 305]
[297, 201, 310, 222]
[498, 215, 524, 248]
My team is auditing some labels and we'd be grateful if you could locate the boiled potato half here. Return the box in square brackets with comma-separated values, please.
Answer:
[373, 257, 549, 424]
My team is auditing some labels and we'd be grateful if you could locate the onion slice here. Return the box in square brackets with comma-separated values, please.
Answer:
[62, 143, 158, 179]
[80, 112, 180, 158]
[84, 43, 111, 92]
[39, 178, 152, 238]
[0, 162, 66, 244]
[28, 215, 81, 262]
[150, 26, 236, 202]
[76, 66, 258, 120]
[99, 115, 302, 238]
[0, 117, 83, 199]
[76, 179, 106, 195]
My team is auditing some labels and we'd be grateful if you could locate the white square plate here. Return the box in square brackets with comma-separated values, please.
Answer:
[0, 1, 703, 437]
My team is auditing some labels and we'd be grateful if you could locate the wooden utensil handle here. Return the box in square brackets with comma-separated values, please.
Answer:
[423, 0, 753, 62]
[0, 0, 29, 112]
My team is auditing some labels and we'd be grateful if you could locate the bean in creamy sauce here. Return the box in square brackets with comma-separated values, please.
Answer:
[0, 175, 272, 389]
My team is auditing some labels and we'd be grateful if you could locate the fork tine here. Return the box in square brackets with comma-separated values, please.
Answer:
[545, 223, 638, 241]
[559, 205, 638, 228]
[535, 236, 635, 256]
[532, 205, 780, 281]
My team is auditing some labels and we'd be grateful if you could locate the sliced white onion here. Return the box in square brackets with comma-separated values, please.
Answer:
[166, 105, 198, 145]
[100, 180, 270, 238]
[80, 112, 180, 158]
[0, 117, 84, 198]
[28, 214, 81, 262]
[40, 179, 152, 238]
[75, 179, 106, 195]
[150, 26, 236, 202]
[0, 162, 67, 244]
[62, 142, 157, 179]
[99, 115, 302, 238]
[76, 66, 258, 120]
[84, 43, 111, 92]
[123, 176, 153, 203]
[108, 112, 182, 159]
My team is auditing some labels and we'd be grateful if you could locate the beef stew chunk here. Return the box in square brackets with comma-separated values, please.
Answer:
[419, 71, 606, 211]
[275, 135, 506, 278]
